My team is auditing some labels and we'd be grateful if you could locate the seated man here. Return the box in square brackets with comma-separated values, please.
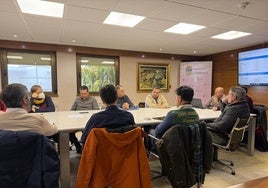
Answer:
[70, 85, 99, 153]
[205, 87, 225, 111]
[81, 84, 135, 143]
[30, 85, 55, 112]
[152, 85, 199, 138]
[0, 83, 58, 136]
[71, 85, 98, 110]
[145, 86, 168, 108]
[116, 85, 134, 110]
[207, 86, 250, 145]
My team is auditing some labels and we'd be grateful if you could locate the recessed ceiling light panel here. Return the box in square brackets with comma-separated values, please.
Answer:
[101, 61, 114, 64]
[17, 0, 64, 18]
[41, 57, 51, 61]
[81, 60, 89, 63]
[165, 23, 206, 34]
[103, 12, 145, 27]
[211, 31, 251, 40]
[7, 55, 23, 59]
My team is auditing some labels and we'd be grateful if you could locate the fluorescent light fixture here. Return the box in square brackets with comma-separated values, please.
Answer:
[17, 0, 64, 18]
[211, 31, 251, 40]
[101, 61, 115, 64]
[165, 23, 206, 34]
[41, 57, 51, 61]
[7, 55, 23, 59]
[103, 12, 145, 27]
[81, 60, 89, 63]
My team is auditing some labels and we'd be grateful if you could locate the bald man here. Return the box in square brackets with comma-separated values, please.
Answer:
[205, 87, 225, 111]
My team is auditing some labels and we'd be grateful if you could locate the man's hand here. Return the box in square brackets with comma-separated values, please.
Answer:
[157, 104, 168, 108]
[31, 105, 36, 112]
[122, 102, 130, 109]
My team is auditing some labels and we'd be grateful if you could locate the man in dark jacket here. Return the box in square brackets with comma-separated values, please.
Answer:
[207, 86, 250, 145]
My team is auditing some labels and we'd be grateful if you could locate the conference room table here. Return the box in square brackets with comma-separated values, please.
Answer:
[42, 107, 256, 188]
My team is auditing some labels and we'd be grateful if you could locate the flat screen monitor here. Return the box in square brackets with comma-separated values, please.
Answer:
[238, 47, 268, 86]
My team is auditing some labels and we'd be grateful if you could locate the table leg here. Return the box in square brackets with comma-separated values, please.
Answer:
[59, 132, 71, 188]
[247, 117, 256, 156]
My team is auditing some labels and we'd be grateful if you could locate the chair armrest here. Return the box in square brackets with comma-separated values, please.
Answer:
[207, 126, 229, 140]
[147, 133, 160, 141]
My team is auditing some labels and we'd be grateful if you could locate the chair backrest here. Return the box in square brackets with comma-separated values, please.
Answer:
[76, 127, 151, 188]
[138, 102, 145, 108]
[0, 130, 59, 188]
[155, 123, 212, 188]
[226, 117, 250, 150]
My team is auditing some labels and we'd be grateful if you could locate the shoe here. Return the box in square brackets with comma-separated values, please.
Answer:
[75, 143, 82, 154]
[76, 147, 82, 154]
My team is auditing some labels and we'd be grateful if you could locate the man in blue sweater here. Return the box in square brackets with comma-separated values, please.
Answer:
[81, 84, 135, 143]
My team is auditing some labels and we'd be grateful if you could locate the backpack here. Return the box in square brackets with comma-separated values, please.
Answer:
[255, 124, 268, 152]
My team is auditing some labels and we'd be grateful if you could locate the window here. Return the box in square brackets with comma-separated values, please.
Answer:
[77, 54, 119, 94]
[1, 50, 57, 94]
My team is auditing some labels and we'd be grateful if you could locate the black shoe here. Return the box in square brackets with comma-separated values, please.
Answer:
[75, 143, 82, 154]
[76, 147, 82, 154]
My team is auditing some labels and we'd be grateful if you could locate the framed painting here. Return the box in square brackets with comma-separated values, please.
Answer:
[137, 63, 170, 92]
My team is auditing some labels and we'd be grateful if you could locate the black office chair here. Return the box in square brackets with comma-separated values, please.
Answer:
[0, 130, 59, 188]
[212, 117, 250, 175]
[138, 102, 145, 108]
[147, 123, 213, 188]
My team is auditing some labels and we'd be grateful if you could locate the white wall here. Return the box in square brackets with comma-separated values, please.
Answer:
[1, 51, 181, 111]
[52, 52, 77, 111]
[119, 56, 181, 107]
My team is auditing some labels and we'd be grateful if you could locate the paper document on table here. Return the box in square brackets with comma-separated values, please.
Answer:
[68, 114, 84, 118]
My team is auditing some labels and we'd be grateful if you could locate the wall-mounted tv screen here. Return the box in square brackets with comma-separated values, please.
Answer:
[238, 47, 268, 86]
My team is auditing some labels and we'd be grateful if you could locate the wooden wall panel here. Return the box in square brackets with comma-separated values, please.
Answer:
[203, 45, 268, 110]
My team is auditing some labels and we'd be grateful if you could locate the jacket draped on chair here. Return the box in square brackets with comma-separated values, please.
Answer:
[0, 130, 59, 188]
[156, 123, 213, 188]
[76, 127, 151, 188]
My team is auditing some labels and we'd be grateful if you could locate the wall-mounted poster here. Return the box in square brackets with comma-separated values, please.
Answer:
[180, 61, 212, 105]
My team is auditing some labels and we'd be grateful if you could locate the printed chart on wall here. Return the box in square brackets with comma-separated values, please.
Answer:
[179, 61, 212, 106]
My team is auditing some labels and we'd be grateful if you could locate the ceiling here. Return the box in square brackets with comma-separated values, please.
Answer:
[0, 0, 268, 56]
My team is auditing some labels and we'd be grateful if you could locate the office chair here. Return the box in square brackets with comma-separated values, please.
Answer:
[212, 117, 250, 175]
[147, 133, 172, 185]
[147, 123, 213, 188]
[76, 126, 151, 188]
[0, 130, 59, 188]
[138, 102, 145, 108]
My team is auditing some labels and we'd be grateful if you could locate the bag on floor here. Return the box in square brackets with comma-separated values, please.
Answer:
[255, 125, 268, 152]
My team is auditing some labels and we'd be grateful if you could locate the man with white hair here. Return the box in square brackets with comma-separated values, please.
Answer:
[207, 86, 250, 145]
